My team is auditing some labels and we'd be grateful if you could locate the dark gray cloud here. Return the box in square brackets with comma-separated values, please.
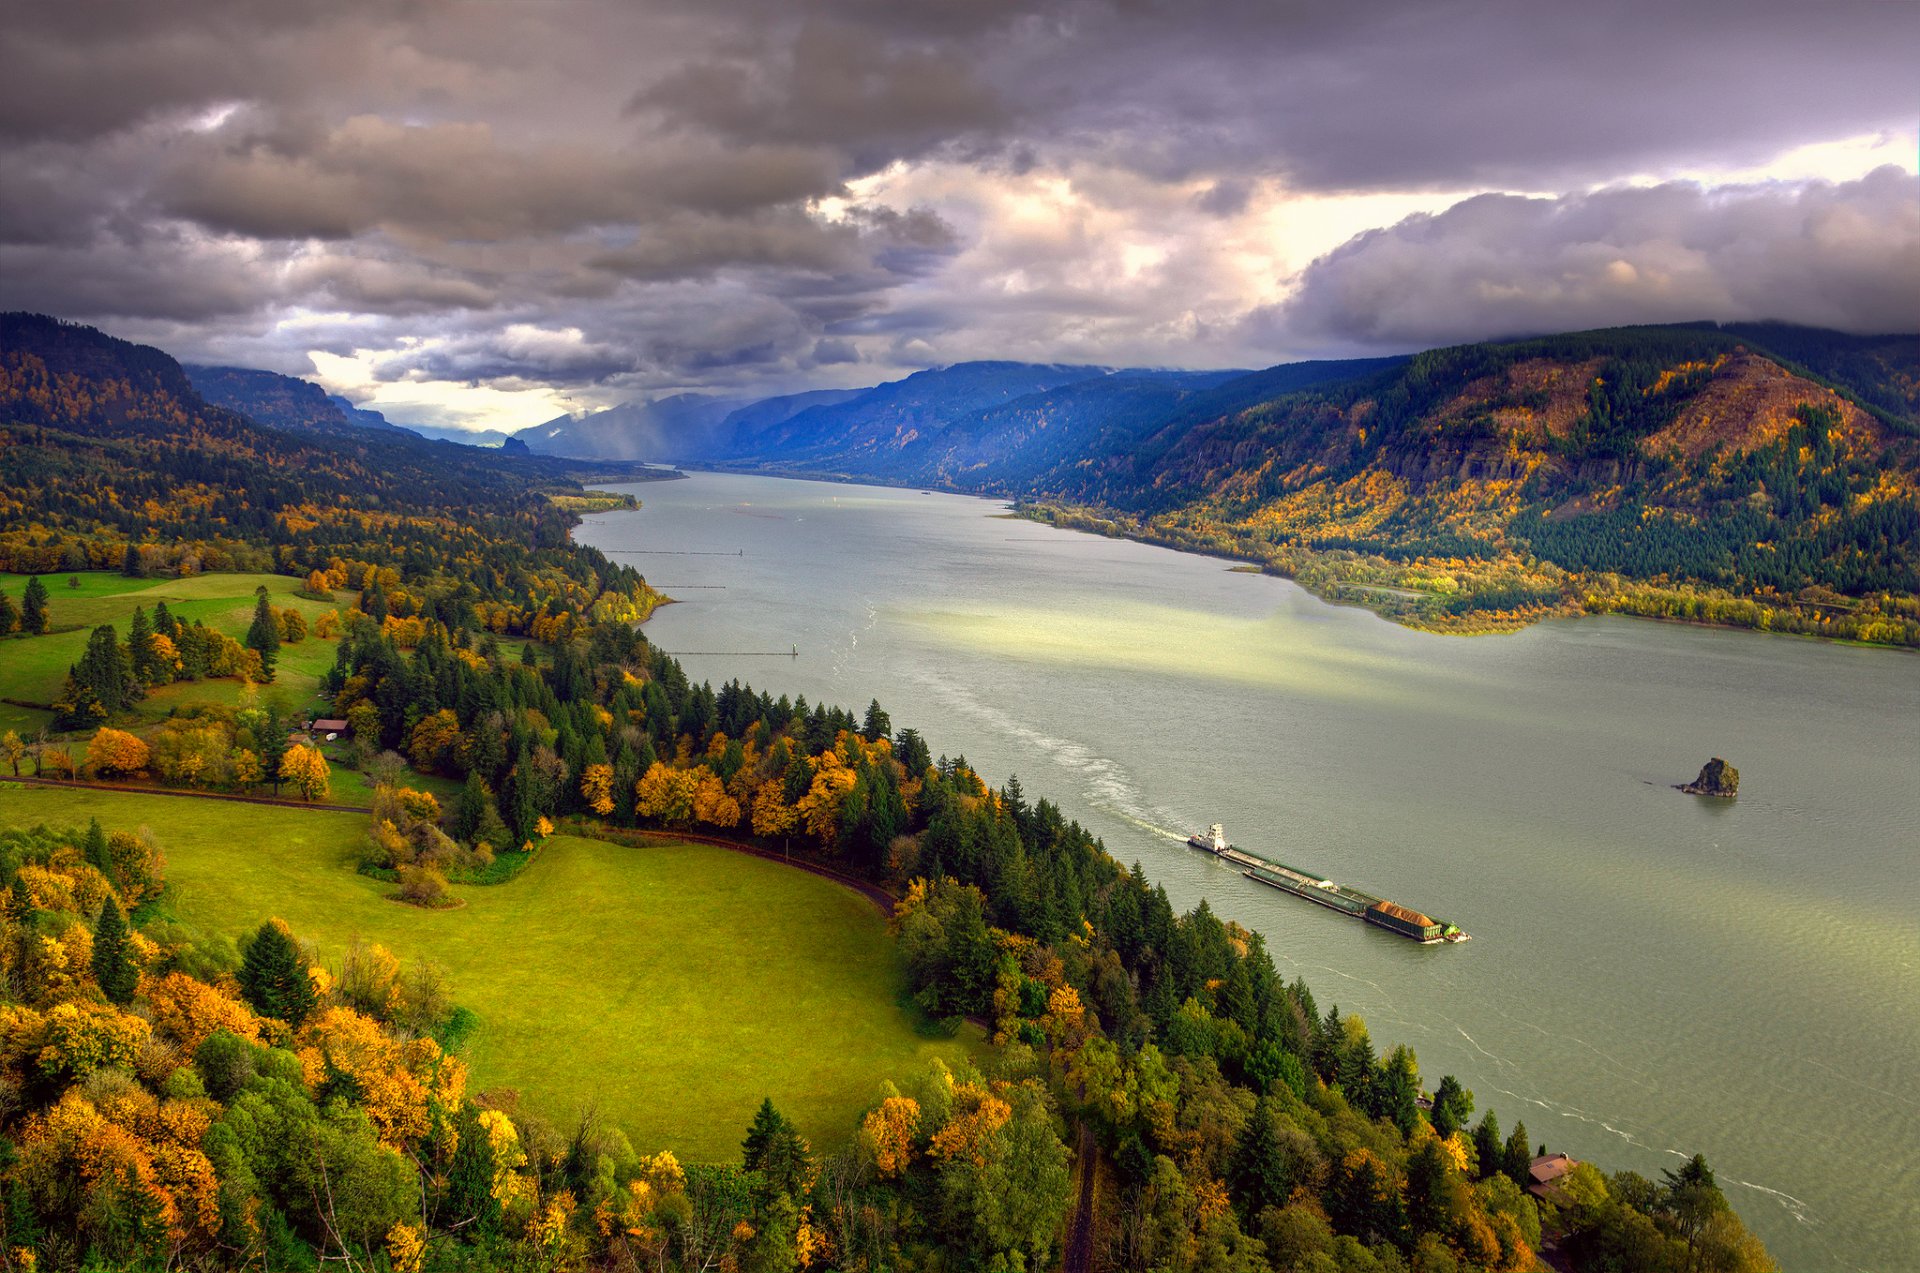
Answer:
[0, 0, 1911, 422]
[1275, 166, 1920, 349]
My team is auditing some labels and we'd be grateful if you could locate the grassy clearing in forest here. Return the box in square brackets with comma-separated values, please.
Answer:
[0, 783, 976, 1161]
[0, 572, 346, 732]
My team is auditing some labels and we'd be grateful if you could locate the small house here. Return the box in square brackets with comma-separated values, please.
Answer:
[309, 718, 350, 741]
[1527, 1153, 1578, 1201]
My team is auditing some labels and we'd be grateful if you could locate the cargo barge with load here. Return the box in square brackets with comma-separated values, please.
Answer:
[1185, 825, 1469, 943]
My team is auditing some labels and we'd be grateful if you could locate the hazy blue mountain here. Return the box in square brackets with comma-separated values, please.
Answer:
[521, 393, 751, 461]
[707, 361, 1118, 467]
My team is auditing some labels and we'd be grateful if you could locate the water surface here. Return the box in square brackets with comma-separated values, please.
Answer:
[580, 472, 1920, 1273]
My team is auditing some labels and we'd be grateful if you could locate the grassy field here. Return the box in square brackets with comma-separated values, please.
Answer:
[0, 783, 976, 1161]
[0, 571, 346, 733]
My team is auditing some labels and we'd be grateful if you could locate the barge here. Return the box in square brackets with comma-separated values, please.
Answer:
[1185, 824, 1469, 943]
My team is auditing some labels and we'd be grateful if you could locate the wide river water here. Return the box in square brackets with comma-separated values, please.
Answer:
[580, 471, 1919, 1272]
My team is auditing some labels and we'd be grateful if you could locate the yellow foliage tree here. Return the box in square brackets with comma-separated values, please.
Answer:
[86, 727, 150, 778]
[408, 709, 462, 774]
[635, 762, 699, 826]
[691, 770, 742, 829]
[751, 782, 799, 842]
[280, 744, 331, 802]
[580, 762, 616, 816]
[860, 1095, 921, 1178]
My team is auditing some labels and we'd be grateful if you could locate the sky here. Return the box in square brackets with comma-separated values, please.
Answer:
[1, 0, 1915, 432]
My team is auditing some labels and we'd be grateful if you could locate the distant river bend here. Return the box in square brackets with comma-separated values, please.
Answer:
[579, 472, 1920, 1273]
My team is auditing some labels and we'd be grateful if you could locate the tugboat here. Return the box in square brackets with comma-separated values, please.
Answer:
[1187, 823, 1229, 854]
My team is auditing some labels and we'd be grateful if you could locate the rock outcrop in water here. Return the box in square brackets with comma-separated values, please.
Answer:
[1678, 757, 1739, 797]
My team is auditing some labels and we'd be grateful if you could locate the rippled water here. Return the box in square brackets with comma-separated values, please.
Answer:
[579, 472, 1920, 1272]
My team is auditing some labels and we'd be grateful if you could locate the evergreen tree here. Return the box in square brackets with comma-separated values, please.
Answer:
[57, 625, 140, 726]
[0, 590, 18, 636]
[238, 920, 316, 1025]
[861, 698, 891, 743]
[1472, 1111, 1502, 1180]
[5, 877, 35, 926]
[91, 896, 139, 1004]
[1502, 1119, 1532, 1187]
[259, 705, 291, 794]
[742, 1098, 810, 1200]
[1229, 1096, 1291, 1219]
[452, 771, 491, 843]
[20, 576, 48, 635]
[122, 544, 144, 578]
[83, 817, 113, 877]
[245, 586, 280, 681]
[1431, 1074, 1473, 1140]
[128, 606, 161, 685]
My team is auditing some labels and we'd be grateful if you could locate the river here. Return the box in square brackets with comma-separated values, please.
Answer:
[578, 471, 1920, 1273]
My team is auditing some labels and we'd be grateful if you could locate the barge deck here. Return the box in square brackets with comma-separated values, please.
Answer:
[1186, 824, 1469, 943]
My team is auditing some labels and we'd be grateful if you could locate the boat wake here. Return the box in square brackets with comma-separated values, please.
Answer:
[902, 668, 1187, 841]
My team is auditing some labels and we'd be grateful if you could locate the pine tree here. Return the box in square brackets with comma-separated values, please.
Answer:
[83, 817, 113, 878]
[122, 544, 144, 578]
[1229, 1096, 1291, 1219]
[1502, 1119, 1532, 1187]
[5, 876, 35, 925]
[1472, 1111, 1502, 1180]
[20, 575, 48, 635]
[91, 896, 139, 1004]
[128, 606, 160, 685]
[0, 590, 18, 636]
[245, 586, 280, 682]
[742, 1098, 810, 1200]
[238, 920, 316, 1024]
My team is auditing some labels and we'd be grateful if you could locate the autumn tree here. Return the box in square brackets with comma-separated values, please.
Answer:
[245, 585, 280, 681]
[279, 607, 308, 643]
[635, 762, 699, 827]
[0, 729, 22, 776]
[0, 590, 19, 635]
[239, 920, 316, 1025]
[91, 896, 139, 1004]
[280, 744, 331, 802]
[20, 575, 48, 634]
[86, 727, 151, 778]
[579, 762, 615, 816]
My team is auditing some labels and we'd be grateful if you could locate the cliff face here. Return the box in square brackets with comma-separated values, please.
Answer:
[1679, 758, 1740, 797]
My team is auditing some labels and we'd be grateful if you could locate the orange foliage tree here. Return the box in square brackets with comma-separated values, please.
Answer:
[86, 726, 150, 778]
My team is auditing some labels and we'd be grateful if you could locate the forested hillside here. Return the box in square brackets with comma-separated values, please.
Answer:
[184, 365, 411, 437]
[1033, 325, 1920, 642]
[716, 324, 1920, 646]
[0, 313, 659, 636]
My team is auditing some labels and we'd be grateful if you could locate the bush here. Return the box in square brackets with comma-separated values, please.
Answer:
[396, 864, 451, 909]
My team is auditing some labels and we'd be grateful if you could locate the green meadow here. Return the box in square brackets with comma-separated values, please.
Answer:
[0, 783, 976, 1162]
[0, 571, 346, 733]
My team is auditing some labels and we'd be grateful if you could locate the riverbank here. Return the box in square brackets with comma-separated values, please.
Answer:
[577, 470, 1920, 1270]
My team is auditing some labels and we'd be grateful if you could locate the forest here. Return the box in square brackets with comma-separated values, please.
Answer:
[0, 314, 1782, 1270]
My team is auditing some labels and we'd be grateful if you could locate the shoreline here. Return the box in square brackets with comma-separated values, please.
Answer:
[595, 465, 1918, 654]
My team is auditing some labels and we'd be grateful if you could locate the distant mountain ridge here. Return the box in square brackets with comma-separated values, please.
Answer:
[184, 364, 412, 438]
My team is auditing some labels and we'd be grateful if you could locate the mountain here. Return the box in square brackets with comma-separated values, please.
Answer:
[406, 423, 520, 447]
[882, 359, 1406, 494]
[707, 361, 1117, 468]
[182, 364, 405, 437]
[521, 393, 752, 461]
[701, 325, 1919, 645]
[1019, 324, 1920, 641]
[0, 313, 651, 611]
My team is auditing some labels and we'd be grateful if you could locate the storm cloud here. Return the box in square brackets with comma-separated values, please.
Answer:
[1278, 167, 1920, 349]
[0, 0, 1911, 425]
